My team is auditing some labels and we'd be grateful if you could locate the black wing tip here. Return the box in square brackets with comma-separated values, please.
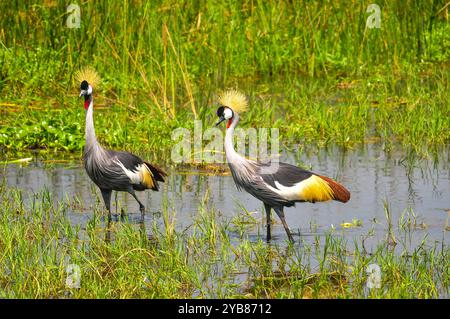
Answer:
[144, 161, 167, 183]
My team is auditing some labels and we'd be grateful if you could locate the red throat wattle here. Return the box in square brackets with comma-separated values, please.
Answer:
[226, 119, 232, 129]
[84, 99, 91, 110]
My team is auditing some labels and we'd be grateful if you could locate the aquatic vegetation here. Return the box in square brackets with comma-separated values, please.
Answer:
[0, 182, 447, 298]
[340, 219, 363, 229]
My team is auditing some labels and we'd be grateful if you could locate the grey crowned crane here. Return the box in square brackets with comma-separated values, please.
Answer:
[76, 67, 166, 219]
[215, 90, 350, 242]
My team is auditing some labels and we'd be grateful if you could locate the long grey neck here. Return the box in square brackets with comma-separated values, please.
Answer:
[85, 96, 98, 151]
[225, 113, 244, 164]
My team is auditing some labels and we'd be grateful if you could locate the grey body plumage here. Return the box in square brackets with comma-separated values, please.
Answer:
[80, 82, 166, 218]
[233, 162, 320, 205]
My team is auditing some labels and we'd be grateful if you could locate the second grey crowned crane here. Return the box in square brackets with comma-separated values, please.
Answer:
[215, 90, 350, 242]
[76, 67, 166, 219]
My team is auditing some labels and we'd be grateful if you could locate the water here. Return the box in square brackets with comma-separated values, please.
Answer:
[1, 144, 449, 252]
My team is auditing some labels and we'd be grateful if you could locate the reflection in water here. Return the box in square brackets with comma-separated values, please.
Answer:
[1, 144, 449, 251]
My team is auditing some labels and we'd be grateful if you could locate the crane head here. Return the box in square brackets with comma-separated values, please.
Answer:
[79, 80, 93, 110]
[215, 106, 234, 128]
[215, 90, 247, 128]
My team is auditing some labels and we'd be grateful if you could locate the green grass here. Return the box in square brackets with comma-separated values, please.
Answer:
[0, 1, 449, 159]
[0, 71, 448, 162]
[0, 181, 447, 298]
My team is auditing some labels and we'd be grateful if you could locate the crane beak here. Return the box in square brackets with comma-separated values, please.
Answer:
[79, 90, 87, 97]
[215, 116, 225, 127]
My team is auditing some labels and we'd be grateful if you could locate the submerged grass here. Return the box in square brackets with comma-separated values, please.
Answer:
[0, 182, 447, 298]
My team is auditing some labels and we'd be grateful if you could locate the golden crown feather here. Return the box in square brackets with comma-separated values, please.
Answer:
[218, 89, 248, 113]
[74, 66, 101, 88]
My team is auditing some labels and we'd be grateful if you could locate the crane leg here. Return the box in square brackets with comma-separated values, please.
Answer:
[105, 216, 111, 243]
[100, 189, 112, 221]
[274, 207, 294, 243]
[264, 203, 272, 241]
[129, 190, 145, 218]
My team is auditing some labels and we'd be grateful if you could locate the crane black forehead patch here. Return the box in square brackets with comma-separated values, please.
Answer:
[80, 80, 89, 90]
[217, 106, 225, 117]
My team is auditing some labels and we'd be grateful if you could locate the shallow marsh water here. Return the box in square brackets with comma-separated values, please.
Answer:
[1, 144, 448, 254]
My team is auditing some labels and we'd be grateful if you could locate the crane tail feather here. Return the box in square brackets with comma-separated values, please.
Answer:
[317, 175, 350, 203]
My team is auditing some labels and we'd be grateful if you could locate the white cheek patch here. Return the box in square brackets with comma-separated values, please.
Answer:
[224, 108, 233, 119]
[87, 85, 93, 95]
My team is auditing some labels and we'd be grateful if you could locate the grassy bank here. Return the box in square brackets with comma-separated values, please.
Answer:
[0, 181, 447, 298]
[0, 72, 448, 162]
[0, 1, 449, 159]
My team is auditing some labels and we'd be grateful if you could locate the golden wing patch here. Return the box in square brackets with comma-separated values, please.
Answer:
[139, 165, 155, 189]
[298, 175, 334, 202]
